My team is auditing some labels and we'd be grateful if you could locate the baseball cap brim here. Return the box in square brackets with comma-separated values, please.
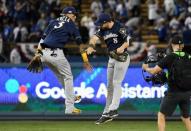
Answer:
[60, 12, 78, 16]
[94, 19, 102, 26]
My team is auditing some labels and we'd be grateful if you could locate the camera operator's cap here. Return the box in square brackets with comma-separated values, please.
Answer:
[171, 36, 184, 45]
[60, 6, 78, 15]
[95, 13, 112, 26]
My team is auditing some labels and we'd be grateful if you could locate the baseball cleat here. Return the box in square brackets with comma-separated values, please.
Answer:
[102, 112, 109, 117]
[107, 110, 118, 118]
[95, 116, 113, 125]
[65, 108, 81, 115]
[72, 108, 81, 114]
[74, 95, 81, 103]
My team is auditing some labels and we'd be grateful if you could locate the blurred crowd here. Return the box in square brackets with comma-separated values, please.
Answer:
[88, 0, 191, 43]
[0, 0, 62, 62]
[0, 0, 191, 63]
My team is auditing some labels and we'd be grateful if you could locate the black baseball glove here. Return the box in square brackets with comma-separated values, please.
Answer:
[108, 50, 128, 62]
[27, 50, 43, 73]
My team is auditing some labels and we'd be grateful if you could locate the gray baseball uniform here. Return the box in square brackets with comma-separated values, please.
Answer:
[103, 56, 130, 113]
[38, 10, 83, 114]
[41, 48, 75, 113]
[95, 21, 131, 114]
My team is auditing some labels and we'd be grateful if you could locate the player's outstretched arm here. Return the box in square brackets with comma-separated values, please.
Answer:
[80, 35, 99, 72]
[116, 36, 131, 54]
[86, 35, 99, 55]
[81, 49, 93, 72]
[116, 42, 129, 54]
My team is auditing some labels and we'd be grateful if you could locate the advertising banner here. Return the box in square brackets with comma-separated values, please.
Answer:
[0, 66, 167, 113]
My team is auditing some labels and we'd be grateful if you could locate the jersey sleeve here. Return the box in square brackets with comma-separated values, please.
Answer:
[119, 27, 131, 43]
[68, 22, 83, 45]
[39, 20, 54, 43]
[95, 29, 103, 38]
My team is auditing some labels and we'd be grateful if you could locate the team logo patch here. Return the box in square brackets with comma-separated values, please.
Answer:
[119, 28, 126, 34]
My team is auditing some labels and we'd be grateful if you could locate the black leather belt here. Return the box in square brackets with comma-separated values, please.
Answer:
[41, 44, 63, 50]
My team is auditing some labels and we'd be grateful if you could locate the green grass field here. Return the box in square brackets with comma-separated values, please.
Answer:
[0, 121, 186, 131]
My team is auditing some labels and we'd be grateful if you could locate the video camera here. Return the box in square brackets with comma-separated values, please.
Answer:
[142, 52, 167, 86]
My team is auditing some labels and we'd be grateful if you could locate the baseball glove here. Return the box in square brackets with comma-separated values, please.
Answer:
[109, 50, 128, 62]
[27, 54, 43, 73]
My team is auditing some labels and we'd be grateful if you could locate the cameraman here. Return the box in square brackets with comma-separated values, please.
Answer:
[142, 36, 191, 131]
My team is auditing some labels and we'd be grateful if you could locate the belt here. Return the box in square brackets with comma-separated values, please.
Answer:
[41, 44, 63, 50]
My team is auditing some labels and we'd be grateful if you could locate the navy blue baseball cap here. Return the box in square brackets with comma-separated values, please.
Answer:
[95, 13, 112, 26]
[60, 6, 78, 15]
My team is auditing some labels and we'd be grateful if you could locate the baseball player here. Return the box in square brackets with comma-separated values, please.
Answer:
[27, 7, 92, 114]
[86, 13, 131, 124]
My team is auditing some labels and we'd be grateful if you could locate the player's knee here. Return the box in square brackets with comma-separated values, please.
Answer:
[64, 74, 73, 81]
[107, 86, 113, 93]
[113, 80, 121, 87]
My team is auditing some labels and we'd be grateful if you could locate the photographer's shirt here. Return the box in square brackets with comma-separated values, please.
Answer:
[157, 52, 185, 92]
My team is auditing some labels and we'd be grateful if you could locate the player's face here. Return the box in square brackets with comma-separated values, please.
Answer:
[100, 22, 109, 30]
[67, 14, 77, 21]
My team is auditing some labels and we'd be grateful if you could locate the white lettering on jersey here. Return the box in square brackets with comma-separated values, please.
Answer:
[103, 33, 118, 40]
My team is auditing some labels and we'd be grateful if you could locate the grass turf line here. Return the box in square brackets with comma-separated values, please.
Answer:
[0, 121, 185, 131]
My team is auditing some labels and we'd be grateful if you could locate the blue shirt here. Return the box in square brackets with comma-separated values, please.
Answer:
[95, 21, 129, 51]
[42, 15, 82, 48]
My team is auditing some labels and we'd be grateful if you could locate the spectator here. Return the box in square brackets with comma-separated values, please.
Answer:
[129, 25, 142, 41]
[125, 17, 140, 27]
[0, 0, 7, 20]
[88, 15, 97, 37]
[10, 45, 21, 64]
[184, 13, 191, 29]
[28, 2, 39, 22]
[116, 0, 128, 19]
[28, 20, 41, 42]
[90, 0, 103, 17]
[0, 33, 7, 62]
[5, 0, 15, 18]
[183, 27, 191, 45]
[14, 0, 28, 21]
[50, 0, 62, 16]
[164, 0, 176, 16]
[39, 0, 50, 14]
[174, 0, 187, 17]
[169, 16, 180, 30]
[147, 0, 159, 25]
[80, 12, 93, 29]
[2, 19, 13, 43]
[36, 12, 47, 32]
[127, 0, 141, 17]
[107, 0, 116, 11]
[13, 21, 28, 42]
[155, 19, 168, 42]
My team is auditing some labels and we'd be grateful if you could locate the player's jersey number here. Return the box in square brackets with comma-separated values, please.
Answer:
[113, 38, 118, 44]
[54, 21, 65, 29]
